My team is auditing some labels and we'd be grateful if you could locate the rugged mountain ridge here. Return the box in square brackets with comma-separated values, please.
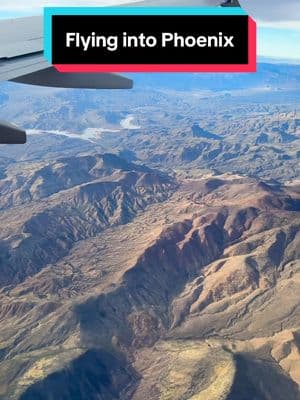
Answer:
[0, 154, 175, 288]
[0, 157, 299, 399]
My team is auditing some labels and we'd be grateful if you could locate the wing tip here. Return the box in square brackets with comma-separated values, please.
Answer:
[0, 120, 26, 144]
[11, 67, 134, 90]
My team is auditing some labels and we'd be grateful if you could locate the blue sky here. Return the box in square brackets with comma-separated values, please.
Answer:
[259, 27, 300, 60]
[0, 0, 299, 60]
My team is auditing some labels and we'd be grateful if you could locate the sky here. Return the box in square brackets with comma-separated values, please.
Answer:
[0, 0, 299, 60]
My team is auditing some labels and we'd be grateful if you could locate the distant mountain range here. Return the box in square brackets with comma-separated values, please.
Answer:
[258, 56, 300, 65]
[130, 63, 300, 91]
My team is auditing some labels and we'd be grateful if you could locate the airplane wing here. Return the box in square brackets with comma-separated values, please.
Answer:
[0, 16, 133, 89]
[0, 2, 231, 88]
[0, 15, 133, 144]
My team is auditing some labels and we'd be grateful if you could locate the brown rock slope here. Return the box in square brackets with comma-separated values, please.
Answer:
[0, 154, 175, 288]
[0, 158, 299, 399]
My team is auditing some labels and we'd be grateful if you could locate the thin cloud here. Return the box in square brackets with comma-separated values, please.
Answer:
[242, 0, 300, 22]
[241, 0, 300, 29]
